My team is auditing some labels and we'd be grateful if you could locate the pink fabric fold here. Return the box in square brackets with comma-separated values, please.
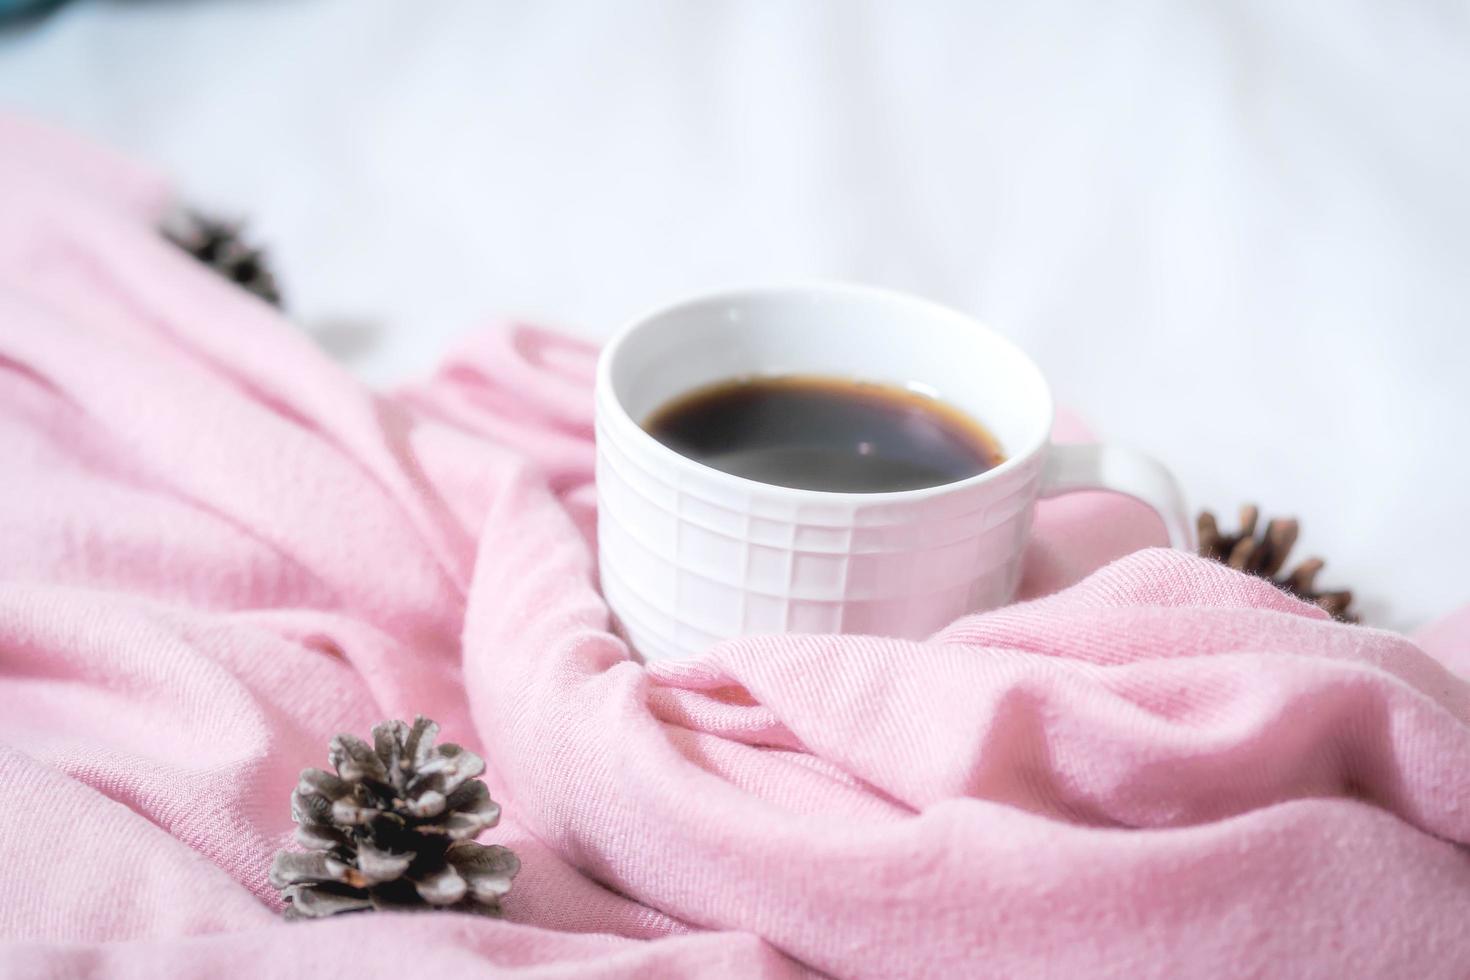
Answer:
[3, 114, 1470, 978]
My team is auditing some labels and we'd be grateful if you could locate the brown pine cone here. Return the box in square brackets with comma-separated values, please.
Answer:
[269, 716, 519, 919]
[162, 209, 283, 307]
[1197, 505, 1357, 623]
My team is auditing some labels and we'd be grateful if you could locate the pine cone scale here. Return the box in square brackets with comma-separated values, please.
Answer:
[269, 851, 333, 888]
[1259, 519, 1299, 577]
[373, 720, 413, 793]
[329, 797, 378, 826]
[356, 843, 414, 884]
[403, 717, 438, 771]
[411, 744, 485, 794]
[329, 734, 389, 784]
[404, 790, 447, 819]
[1196, 506, 1358, 623]
[299, 768, 350, 799]
[284, 883, 372, 919]
[294, 822, 348, 851]
[449, 842, 520, 902]
[413, 865, 469, 906]
[162, 210, 283, 307]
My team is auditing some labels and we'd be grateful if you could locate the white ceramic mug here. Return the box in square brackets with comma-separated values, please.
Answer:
[595, 283, 1191, 662]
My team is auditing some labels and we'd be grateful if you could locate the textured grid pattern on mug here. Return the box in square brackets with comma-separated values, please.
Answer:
[599, 502, 1027, 640]
[596, 430, 1042, 641]
[599, 554, 722, 658]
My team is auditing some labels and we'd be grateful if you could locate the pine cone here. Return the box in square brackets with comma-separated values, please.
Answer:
[269, 716, 519, 920]
[1197, 504, 1357, 622]
[162, 210, 283, 307]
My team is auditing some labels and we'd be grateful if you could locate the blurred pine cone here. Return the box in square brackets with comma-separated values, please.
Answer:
[270, 716, 518, 919]
[163, 210, 282, 307]
[1197, 504, 1357, 622]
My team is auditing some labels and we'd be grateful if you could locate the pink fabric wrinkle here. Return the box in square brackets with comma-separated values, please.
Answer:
[645, 685, 801, 751]
[0, 115, 172, 222]
[398, 326, 597, 499]
[414, 323, 597, 433]
[1417, 603, 1470, 679]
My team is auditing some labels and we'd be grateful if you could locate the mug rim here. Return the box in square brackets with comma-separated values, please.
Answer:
[595, 280, 1055, 505]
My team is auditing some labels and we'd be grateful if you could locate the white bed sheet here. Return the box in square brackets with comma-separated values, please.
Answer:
[2, 0, 1467, 630]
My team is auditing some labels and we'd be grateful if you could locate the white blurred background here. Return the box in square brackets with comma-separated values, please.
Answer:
[2, 0, 1467, 629]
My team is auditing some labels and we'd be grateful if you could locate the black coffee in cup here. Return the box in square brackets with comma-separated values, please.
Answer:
[643, 375, 1003, 493]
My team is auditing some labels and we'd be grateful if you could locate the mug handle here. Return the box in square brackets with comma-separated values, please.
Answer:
[1039, 443, 1195, 551]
